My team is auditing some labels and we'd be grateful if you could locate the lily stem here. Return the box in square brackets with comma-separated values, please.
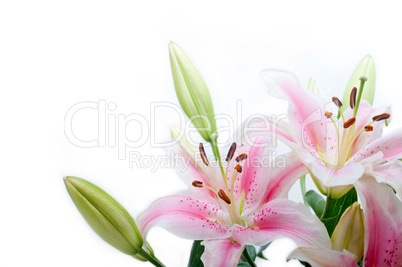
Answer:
[242, 247, 257, 267]
[321, 195, 334, 220]
[136, 248, 166, 267]
[300, 175, 308, 207]
[210, 138, 225, 178]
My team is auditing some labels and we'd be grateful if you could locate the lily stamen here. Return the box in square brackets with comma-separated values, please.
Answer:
[218, 189, 231, 204]
[192, 180, 203, 187]
[235, 164, 243, 173]
[343, 117, 356, 128]
[235, 153, 248, 162]
[199, 143, 209, 166]
[372, 113, 390, 122]
[364, 125, 373, 132]
[226, 142, 237, 162]
[325, 111, 333, 118]
[332, 97, 343, 108]
[350, 87, 357, 109]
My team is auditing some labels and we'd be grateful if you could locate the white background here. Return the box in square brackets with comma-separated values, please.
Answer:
[1, 1, 402, 266]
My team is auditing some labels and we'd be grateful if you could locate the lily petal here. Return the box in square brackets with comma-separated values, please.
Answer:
[260, 70, 329, 154]
[354, 178, 402, 266]
[371, 160, 402, 198]
[201, 239, 243, 267]
[351, 128, 402, 163]
[232, 199, 331, 248]
[226, 136, 280, 214]
[137, 193, 232, 240]
[288, 247, 358, 267]
[260, 151, 308, 203]
[307, 153, 365, 188]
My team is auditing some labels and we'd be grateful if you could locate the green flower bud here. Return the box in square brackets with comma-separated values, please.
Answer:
[169, 42, 217, 142]
[64, 176, 143, 256]
[341, 55, 375, 113]
[331, 202, 364, 262]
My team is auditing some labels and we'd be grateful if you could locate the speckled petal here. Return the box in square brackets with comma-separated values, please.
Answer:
[232, 199, 331, 248]
[355, 178, 402, 266]
[137, 193, 232, 240]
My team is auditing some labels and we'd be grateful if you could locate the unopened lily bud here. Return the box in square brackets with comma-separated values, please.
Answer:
[64, 176, 143, 256]
[331, 202, 364, 262]
[169, 42, 217, 142]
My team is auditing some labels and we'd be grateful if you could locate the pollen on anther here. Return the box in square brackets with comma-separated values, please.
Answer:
[235, 164, 243, 173]
[364, 125, 374, 132]
[332, 97, 343, 108]
[325, 111, 332, 118]
[218, 189, 231, 204]
[350, 87, 357, 109]
[372, 113, 391, 122]
[343, 117, 356, 128]
[192, 180, 203, 188]
[226, 142, 237, 162]
[236, 153, 248, 162]
[199, 143, 209, 166]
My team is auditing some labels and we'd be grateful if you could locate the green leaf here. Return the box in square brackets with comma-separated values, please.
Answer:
[245, 245, 256, 261]
[257, 242, 271, 259]
[238, 263, 252, 267]
[304, 190, 325, 218]
[321, 187, 358, 236]
[187, 240, 205, 267]
[341, 55, 375, 113]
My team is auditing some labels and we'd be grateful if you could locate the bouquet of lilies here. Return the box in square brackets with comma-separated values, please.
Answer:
[64, 43, 402, 267]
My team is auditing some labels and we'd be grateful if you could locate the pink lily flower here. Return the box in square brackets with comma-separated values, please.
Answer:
[137, 136, 331, 266]
[249, 70, 402, 198]
[288, 177, 402, 266]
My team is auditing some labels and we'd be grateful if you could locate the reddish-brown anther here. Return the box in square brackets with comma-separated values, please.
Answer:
[226, 142, 237, 162]
[364, 125, 374, 132]
[218, 189, 231, 204]
[343, 117, 356, 128]
[235, 153, 248, 162]
[372, 113, 390, 122]
[350, 87, 357, 109]
[325, 111, 333, 118]
[192, 180, 203, 188]
[199, 143, 209, 166]
[235, 164, 243, 173]
[332, 97, 343, 108]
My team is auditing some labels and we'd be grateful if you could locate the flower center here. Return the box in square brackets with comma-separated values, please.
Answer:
[324, 77, 390, 169]
[192, 142, 247, 225]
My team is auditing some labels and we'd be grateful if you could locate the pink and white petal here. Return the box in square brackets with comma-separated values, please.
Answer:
[226, 136, 277, 211]
[351, 128, 402, 163]
[201, 239, 244, 267]
[259, 151, 308, 204]
[233, 199, 331, 248]
[354, 178, 402, 266]
[137, 194, 232, 241]
[306, 153, 365, 188]
[372, 159, 402, 198]
[288, 247, 358, 267]
[260, 70, 329, 154]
